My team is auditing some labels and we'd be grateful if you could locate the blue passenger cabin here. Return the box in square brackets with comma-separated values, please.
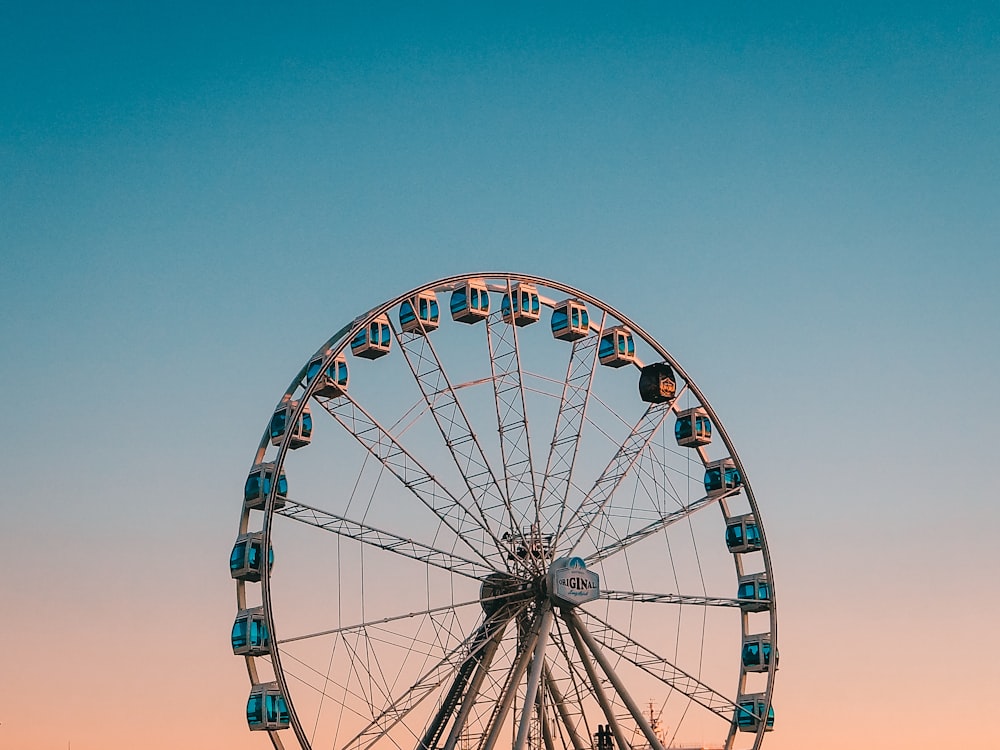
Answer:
[399, 290, 440, 334]
[450, 279, 490, 323]
[735, 693, 775, 732]
[501, 282, 541, 326]
[551, 299, 590, 341]
[675, 407, 712, 447]
[638, 362, 676, 403]
[599, 326, 636, 367]
[232, 607, 270, 656]
[725, 513, 762, 554]
[306, 353, 349, 398]
[244, 463, 288, 511]
[270, 400, 312, 449]
[704, 458, 741, 496]
[737, 572, 770, 613]
[741, 634, 773, 672]
[351, 314, 392, 359]
[230, 532, 274, 582]
[247, 682, 290, 731]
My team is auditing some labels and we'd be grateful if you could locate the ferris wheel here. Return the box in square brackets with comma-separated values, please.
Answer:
[230, 273, 778, 750]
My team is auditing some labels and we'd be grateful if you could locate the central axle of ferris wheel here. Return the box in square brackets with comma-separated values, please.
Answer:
[475, 556, 601, 750]
[476, 556, 670, 750]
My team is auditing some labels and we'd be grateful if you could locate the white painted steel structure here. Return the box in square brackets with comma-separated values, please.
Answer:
[232, 273, 777, 750]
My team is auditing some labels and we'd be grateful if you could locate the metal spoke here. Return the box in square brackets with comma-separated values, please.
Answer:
[341, 606, 523, 750]
[277, 598, 485, 646]
[418, 622, 506, 750]
[439, 626, 507, 750]
[556, 401, 672, 556]
[318, 392, 503, 568]
[584, 487, 740, 565]
[277, 500, 497, 581]
[393, 322, 511, 560]
[485, 286, 539, 546]
[578, 609, 739, 720]
[536, 311, 605, 537]
[600, 589, 745, 607]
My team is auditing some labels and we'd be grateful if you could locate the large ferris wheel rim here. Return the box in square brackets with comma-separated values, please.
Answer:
[256, 269, 777, 613]
[240, 270, 777, 750]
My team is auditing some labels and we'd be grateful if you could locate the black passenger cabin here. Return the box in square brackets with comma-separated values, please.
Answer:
[639, 362, 676, 403]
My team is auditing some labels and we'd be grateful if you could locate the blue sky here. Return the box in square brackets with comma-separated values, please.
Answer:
[1, 3, 998, 748]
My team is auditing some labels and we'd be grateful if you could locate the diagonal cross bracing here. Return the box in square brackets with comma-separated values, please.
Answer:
[536, 318, 603, 538]
[577, 610, 742, 720]
[439, 614, 531, 750]
[394, 326, 511, 560]
[557, 402, 671, 556]
[318, 393, 503, 569]
[342, 608, 521, 750]
[485, 303, 539, 540]
[600, 590, 745, 607]
[584, 487, 739, 565]
[276, 500, 495, 581]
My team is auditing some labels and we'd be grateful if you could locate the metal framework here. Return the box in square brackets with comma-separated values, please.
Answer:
[232, 273, 778, 750]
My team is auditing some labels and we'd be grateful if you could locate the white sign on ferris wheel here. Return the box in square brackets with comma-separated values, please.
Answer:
[547, 556, 600, 607]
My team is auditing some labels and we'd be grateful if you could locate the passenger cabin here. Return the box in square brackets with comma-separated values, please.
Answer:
[704, 458, 741, 496]
[599, 326, 636, 367]
[306, 353, 348, 398]
[270, 400, 312, 449]
[639, 362, 676, 403]
[450, 279, 490, 323]
[675, 407, 712, 447]
[737, 572, 770, 612]
[351, 315, 392, 359]
[244, 463, 288, 511]
[230, 532, 273, 582]
[735, 693, 775, 732]
[742, 634, 773, 672]
[232, 607, 270, 656]
[501, 282, 541, 326]
[399, 290, 440, 334]
[726, 513, 762, 554]
[550, 299, 590, 341]
[247, 682, 290, 731]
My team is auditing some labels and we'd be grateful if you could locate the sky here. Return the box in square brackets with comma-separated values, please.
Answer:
[2, 2, 999, 748]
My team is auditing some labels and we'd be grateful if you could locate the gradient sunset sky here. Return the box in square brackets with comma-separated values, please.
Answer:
[2, 3, 998, 749]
